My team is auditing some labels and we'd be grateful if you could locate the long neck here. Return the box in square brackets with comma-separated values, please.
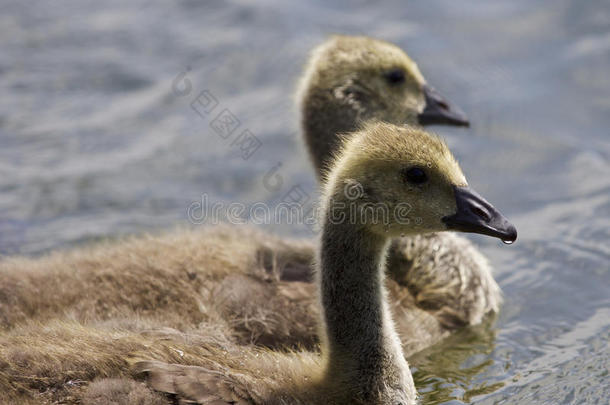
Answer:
[317, 217, 413, 400]
[302, 92, 360, 176]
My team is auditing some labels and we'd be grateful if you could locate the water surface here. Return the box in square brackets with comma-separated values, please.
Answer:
[1, 0, 608, 403]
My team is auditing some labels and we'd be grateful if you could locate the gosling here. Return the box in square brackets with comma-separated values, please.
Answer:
[135, 122, 516, 405]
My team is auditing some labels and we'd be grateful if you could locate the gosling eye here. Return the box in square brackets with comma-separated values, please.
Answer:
[402, 167, 428, 185]
[384, 69, 406, 85]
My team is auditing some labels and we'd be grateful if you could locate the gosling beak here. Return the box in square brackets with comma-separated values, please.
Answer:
[418, 84, 470, 127]
[442, 186, 517, 243]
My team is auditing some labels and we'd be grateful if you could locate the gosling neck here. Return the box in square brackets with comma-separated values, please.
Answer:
[301, 93, 361, 176]
[317, 209, 414, 402]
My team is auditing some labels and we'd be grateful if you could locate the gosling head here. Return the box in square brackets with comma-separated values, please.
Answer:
[323, 122, 517, 243]
[299, 35, 469, 174]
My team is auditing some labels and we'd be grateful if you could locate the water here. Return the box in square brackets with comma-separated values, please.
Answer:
[1, 0, 609, 403]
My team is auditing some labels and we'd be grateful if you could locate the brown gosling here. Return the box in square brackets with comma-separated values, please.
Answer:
[135, 122, 517, 404]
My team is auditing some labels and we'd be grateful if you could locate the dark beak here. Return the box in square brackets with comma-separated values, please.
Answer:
[418, 84, 470, 127]
[442, 186, 517, 243]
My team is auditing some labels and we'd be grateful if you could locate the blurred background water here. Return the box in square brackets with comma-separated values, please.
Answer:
[0, 0, 609, 403]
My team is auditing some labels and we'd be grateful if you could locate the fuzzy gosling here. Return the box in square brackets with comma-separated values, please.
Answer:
[136, 122, 516, 405]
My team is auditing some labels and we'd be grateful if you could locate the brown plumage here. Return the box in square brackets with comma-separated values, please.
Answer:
[0, 226, 318, 347]
[0, 227, 495, 355]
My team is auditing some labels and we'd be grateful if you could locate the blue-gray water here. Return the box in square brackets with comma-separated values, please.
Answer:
[1, 0, 608, 403]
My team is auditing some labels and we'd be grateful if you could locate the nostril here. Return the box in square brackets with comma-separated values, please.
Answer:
[471, 205, 490, 221]
[438, 100, 449, 110]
